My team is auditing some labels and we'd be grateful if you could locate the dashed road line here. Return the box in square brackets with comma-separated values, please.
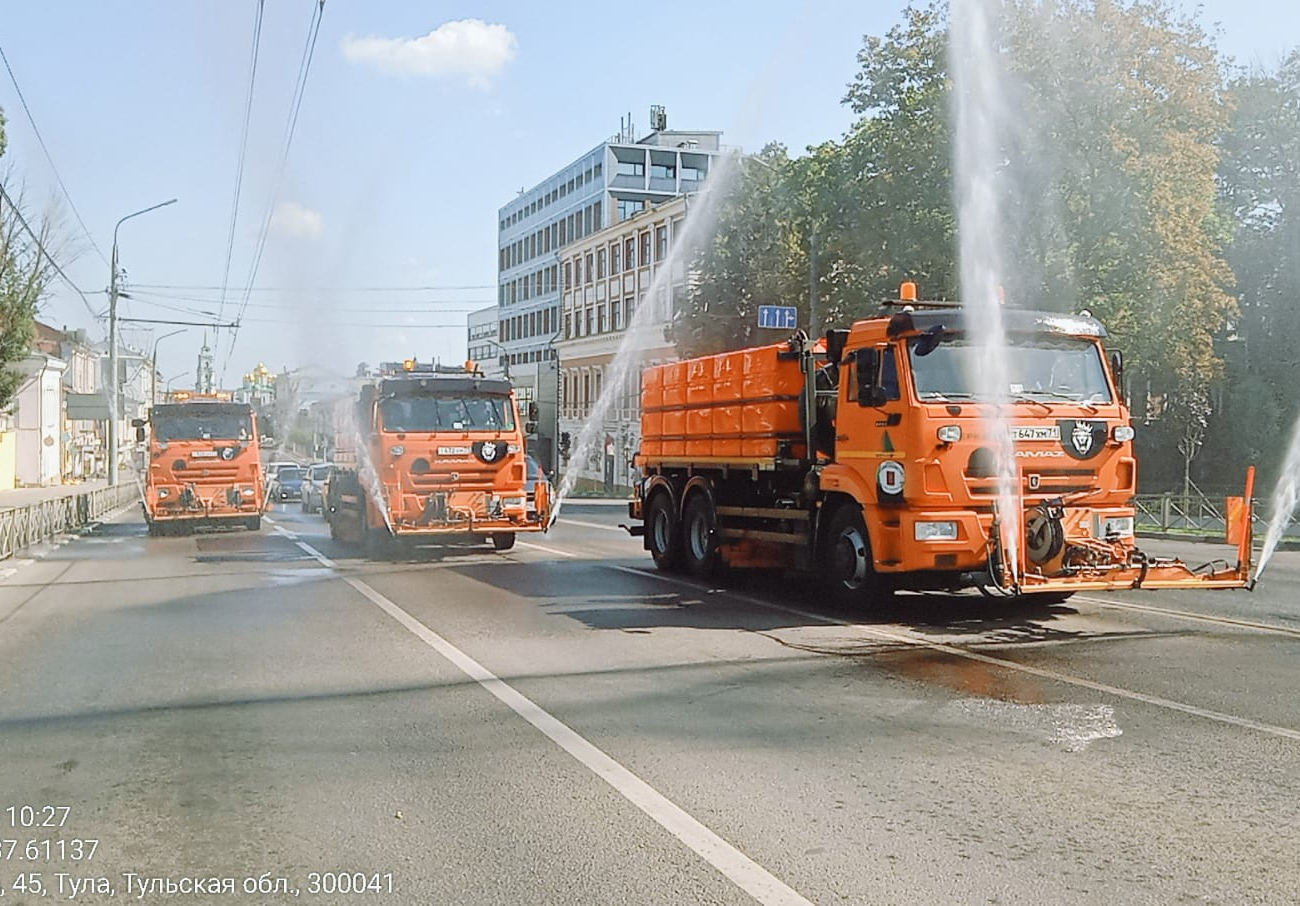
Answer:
[516, 540, 578, 558]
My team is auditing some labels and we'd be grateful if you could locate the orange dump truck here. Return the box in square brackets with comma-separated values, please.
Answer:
[629, 293, 1254, 604]
[138, 397, 265, 535]
[325, 359, 552, 557]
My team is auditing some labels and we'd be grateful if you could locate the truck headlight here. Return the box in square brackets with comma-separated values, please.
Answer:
[937, 425, 962, 444]
[503, 497, 525, 509]
[915, 521, 958, 541]
[390, 445, 405, 457]
[1097, 515, 1134, 538]
[1112, 425, 1135, 442]
[157, 488, 170, 499]
[242, 487, 255, 497]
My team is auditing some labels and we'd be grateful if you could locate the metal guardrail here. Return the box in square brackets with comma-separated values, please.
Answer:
[1134, 493, 1299, 538]
[0, 484, 141, 561]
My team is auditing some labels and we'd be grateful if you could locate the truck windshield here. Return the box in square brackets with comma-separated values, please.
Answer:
[908, 335, 1113, 403]
[153, 413, 253, 441]
[380, 395, 516, 432]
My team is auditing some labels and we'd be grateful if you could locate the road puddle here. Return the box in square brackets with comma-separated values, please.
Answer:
[947, 699, 1123, 751]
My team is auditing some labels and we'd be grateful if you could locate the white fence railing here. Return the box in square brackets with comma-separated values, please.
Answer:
[0, 484, 140, 560]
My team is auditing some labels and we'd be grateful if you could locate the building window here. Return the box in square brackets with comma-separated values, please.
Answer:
[611, 242, 621, 274]
[585, 253, 594, 284]
[598, 303, 607, 333]
[650, 163, 676, 180]
[592, 200, 601, 230]
[617, 198, 645, 222]
[574, 257, 583, 285]
[586, 308, 595, 335]
[627, 295, 636, 321]
[593, 162, 602, 179]
[656, 225, 668, 261]
[616, 160, 644, 177]
[597, 248, 606, 279]
[625, 236, 636, 269]
[640, 231, 651, 267]
[565, 313, 572, 338]
[564, 261, 572, 289]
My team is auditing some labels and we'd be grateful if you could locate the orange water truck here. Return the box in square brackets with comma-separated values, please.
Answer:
[325, 359, 552, 557]
[137, 394, 266, 535]
[628, 284, 1254, 604]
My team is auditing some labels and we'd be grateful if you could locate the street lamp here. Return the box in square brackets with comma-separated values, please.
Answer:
[108, 198, 177, 486]
[150, 329, 186, 406]
[164, 372, 192, 398]
[480, 338, 511, 380]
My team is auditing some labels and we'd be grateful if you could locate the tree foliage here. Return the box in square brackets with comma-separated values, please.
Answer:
[0, 106, 57, 412]
[677, 0, 1256, 486]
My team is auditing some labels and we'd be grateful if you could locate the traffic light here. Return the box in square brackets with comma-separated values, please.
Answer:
[559, 432, 571, 456]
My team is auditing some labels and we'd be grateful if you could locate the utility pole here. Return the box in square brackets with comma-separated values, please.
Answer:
[809, 220, 818, 339]
[106, 199, 177, 486]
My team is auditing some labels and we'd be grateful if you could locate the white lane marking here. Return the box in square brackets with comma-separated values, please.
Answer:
[610, 565, 1300, 743]
[293, 539, 811, 906]
[516, 540, 578, 558]
[1076, 594, 1300, 640]
[557, 518, 625, 532]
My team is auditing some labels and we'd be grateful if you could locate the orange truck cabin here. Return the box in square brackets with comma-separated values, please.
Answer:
[140, 400, 265, 535]
[630, 299, 1253, 604]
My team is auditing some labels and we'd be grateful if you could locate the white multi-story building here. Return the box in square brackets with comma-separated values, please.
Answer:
[555, 194, 692, 495]
[466, 305, 505, 380]
[496, 107, 724, 470]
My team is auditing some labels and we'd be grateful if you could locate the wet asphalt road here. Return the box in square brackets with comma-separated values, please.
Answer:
[0, 501, 1297, 905]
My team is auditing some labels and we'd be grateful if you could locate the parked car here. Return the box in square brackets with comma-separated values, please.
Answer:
[270, 465, 304, 501]
[525, 455, 551, 519]
[300, 463, 331, 513]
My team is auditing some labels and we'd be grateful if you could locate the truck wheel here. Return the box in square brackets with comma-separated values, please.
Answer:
[825, 506, 891, 607]
[492, 532, 516, 551]
[646, 492, 683, 572]
[682, 494, 720, 579]
[246, 516, 261, 531]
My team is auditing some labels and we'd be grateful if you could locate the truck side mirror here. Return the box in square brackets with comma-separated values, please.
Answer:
[528, 402, 539, 421]
[1109, 349, 1125, 400]
[525, 421, 537, 434]
[135, 426, 147, 443]
[854, 348, 887, 407]
[131, 418, 145, 428]
[826, 329, 849, 365]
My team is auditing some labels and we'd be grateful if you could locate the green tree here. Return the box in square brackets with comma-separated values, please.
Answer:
[1199, 50, 1300, 489]
[0, 106, 56, 411]
[669, 145, 809, 357]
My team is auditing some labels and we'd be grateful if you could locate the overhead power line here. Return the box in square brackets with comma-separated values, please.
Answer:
[133, 282, 498, 292]
[224, 0, 326, 380]
[0, 179, 102, 328]
[0, 42, 109, 267]
[215, 0, 266, 333]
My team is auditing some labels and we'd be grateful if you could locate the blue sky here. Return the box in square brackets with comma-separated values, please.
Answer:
[1, 0, 1295, 387]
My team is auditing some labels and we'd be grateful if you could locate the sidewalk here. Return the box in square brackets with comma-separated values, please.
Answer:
[0, 478, 113, 510]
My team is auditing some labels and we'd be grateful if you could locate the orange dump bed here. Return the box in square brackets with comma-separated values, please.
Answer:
[641, 343, 806, 460]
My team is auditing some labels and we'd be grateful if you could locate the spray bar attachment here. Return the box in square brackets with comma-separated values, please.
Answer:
[989, 467, 1255, 596]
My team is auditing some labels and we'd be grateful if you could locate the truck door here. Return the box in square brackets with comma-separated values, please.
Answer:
[843, 344, 907, 504]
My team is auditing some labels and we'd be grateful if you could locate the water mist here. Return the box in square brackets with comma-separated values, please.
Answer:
[549, 153, 742, 523]
[950, 0, 1023, 582]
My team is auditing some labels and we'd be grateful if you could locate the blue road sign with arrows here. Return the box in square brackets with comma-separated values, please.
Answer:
[757, 305, 798, 329]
